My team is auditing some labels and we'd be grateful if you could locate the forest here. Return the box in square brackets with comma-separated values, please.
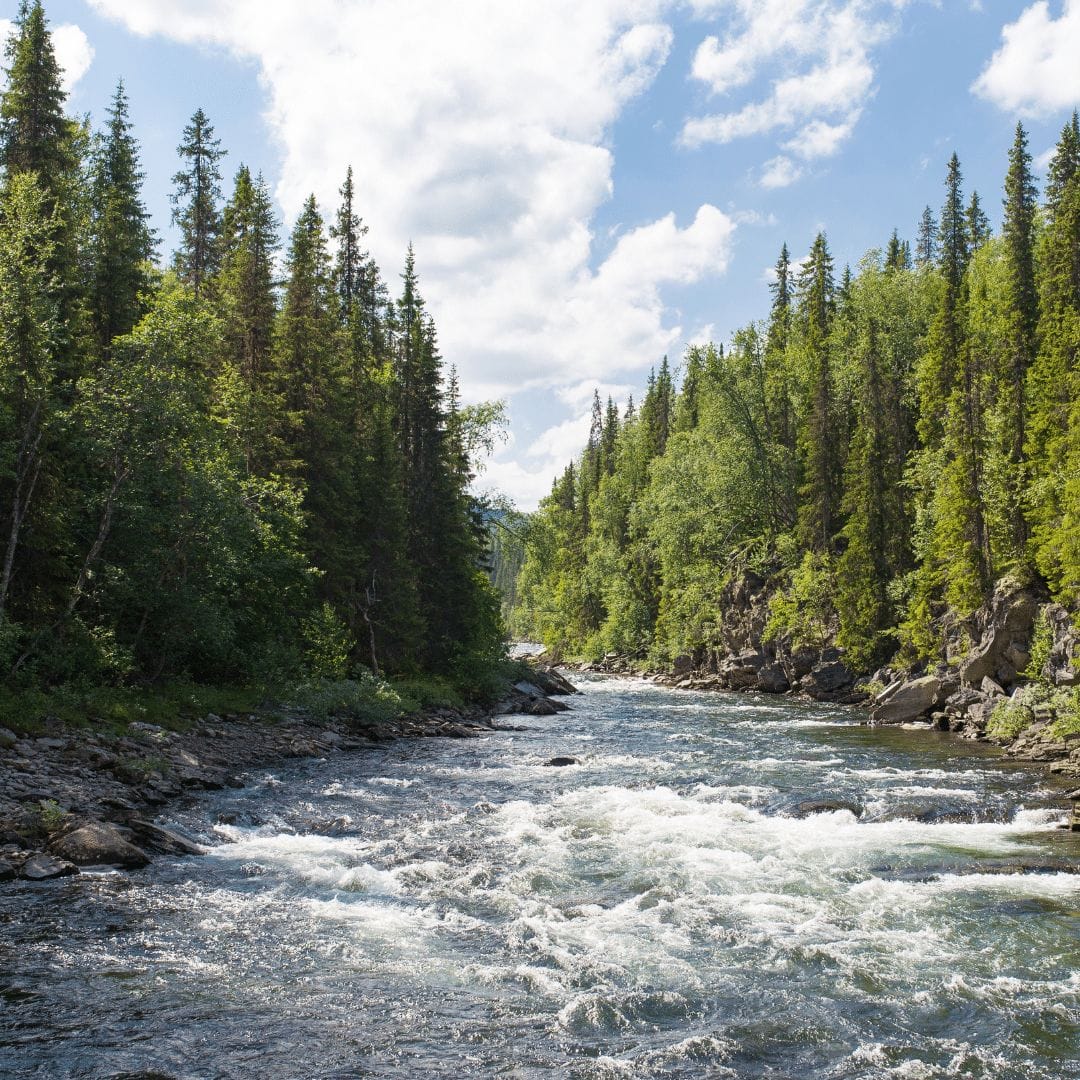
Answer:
[513, 116, 1080, 679]
[0, 1, 505, 710]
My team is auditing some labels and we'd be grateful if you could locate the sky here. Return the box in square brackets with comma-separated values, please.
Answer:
[4, 0, 1080, 510]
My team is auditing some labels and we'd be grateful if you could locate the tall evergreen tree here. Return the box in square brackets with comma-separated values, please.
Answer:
[796, 232, 838, 551]
[88, 81, 155, 359]
[965, 191, 991, 253]
[997, 122, 1038, 560]
[170, 108, 225, 297]
[916, 205, 937, 267]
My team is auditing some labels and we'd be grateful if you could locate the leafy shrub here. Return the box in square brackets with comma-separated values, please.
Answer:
[287, 674, 407, 727]
[987, 696, 1036, 743]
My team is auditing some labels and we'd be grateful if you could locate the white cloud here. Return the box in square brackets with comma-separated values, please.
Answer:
[556, 381, 634, 410]
[681, 1, 907, 174]
[760, 155, 803, 188]
[0, 19, 94, 95]
[88, 0, 737, 416]
[972, 0, 1080, 116]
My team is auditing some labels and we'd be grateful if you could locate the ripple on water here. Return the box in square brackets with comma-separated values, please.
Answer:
[2, 676, 1079, 1079]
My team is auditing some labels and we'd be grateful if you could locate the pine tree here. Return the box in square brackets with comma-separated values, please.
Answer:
[765, 243, 796, 452]
[1044, 111, 1079, 222]
[965, 191, 991, 253]
[88, 81, 155, 360]
[916, 205, 937, 267]
[0, 1, 72, 183]
[998, 122, 1038, 560]
[171, 108, 225, 297]
[215, 166, 280, 472]
[796, 232, 838, 551]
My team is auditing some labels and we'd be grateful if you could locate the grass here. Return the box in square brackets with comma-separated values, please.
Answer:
[0, 655, 536, 737]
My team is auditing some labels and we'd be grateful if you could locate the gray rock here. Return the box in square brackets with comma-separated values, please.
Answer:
[802, 661, 855, 696]
[0, 727, 17, 749]
[50, 821, 150, 869]
[129, 821, 204, 857]
[513, 680, 546, 699]
[0, 859, 16, 882]
[792, 799, 863, 818]
[981, 676, 1006, 697]
[871, 675, 943, 724]
[757, 662, 790, 694]
[545, 756, 580, 767]
[22, 853, 78, 880]
[524, 698, 559, 716]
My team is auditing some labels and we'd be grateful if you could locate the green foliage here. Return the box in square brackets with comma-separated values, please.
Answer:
[1024, 607, 1054, 681]
[287, 674, 409, 727]
[764, 551, 836, 652]
[0, 4, 507, 704]
[987, 693, 1036, 743]
[1048, 688, 1080, 739]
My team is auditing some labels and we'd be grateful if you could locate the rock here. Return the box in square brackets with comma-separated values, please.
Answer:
[958, 583, 1042, 687]
[0, 727, 17, 749]
[524, 698, 559, 716]
[871, 675, 943, 724]
[50, 821, 150, 869]
[788, 647, 817, 680]
[513, 680, 547, 699]
[802, 660, 855, 697]
[21, 853, 78, 880]
[757, 662, 790, 694]
[529, 666, 579, 696]
[545, 756, 580, 767]
[129, 821, 205, 857]
[34, 737, 67, 750]
[981, 676, 1005, 698]
[792, 799, 863, 817]
[671, 654, 694, 676]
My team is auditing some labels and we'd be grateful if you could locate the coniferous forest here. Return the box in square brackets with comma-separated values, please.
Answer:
[513, 118, 1080, 683]
[0, 2, 504, 703]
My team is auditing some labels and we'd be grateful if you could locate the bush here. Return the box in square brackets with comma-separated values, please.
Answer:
[286, 674, 407, 727]
[987, 695, 1036, 743]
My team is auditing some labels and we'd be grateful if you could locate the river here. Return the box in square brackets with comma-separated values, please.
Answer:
[2, 674, 1079, 1079]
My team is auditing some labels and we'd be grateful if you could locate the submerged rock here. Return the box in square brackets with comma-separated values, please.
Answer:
[545, 756, 580, 767]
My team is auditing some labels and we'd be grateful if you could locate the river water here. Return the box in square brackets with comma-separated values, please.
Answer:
[2, 675, 1080, 1079]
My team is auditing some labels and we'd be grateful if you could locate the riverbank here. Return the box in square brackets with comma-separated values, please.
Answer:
[563, 651, 1080, 785]
[0, 665, 578, 881]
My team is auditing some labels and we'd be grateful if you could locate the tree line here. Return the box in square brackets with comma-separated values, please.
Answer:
[514, 117, 1080, 673]
[0, 1, 503, 692]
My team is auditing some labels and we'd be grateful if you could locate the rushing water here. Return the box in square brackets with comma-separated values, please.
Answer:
[2, 675, 1080, 1079]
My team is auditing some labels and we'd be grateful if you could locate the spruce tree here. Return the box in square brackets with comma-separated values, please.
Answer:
[965, 191, 991, 253]
[916, 205, 937, 267]
[796, 232, 838, 552]
[171, 108, 225, 297]
[999, 122, 1038, 559]
[88, 81, 155, 360]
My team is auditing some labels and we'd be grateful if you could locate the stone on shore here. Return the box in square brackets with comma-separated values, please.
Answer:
[22, 853, 79, 880]
[50, 821, 150, 868]
[871, 675, 943, 724]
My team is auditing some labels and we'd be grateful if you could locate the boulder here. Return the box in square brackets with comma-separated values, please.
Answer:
[524, 698, 559, 716]
[0, 859, 16, 882]
[0, 726, 17, 749]
[870, 675, 943, 724]
[513, 680, 547, 699]
[129, 821, 205, 857]
[545, 756, 580, 767]
[802, 661, 855, 698]
[50, 821, 150, 868]
[21, 853, 78, 880]
[757, 662, 790, 694]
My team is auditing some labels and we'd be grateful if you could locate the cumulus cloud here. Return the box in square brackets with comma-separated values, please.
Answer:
[88, 1, 738, 410]
[0, 19, 94, 95]
[89, 1, 743, 508]
[681, 0, 907, 180]
[972, 0, 1080, 116]
[760, 155, 803, 188]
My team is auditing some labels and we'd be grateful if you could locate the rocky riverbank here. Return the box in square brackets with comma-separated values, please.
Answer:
[0, 666, 578, 882]
[565, 576, 1080, 783]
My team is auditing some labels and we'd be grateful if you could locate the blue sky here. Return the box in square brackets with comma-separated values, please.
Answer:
[6, 0, 1080, 509]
